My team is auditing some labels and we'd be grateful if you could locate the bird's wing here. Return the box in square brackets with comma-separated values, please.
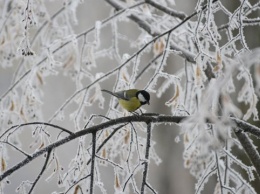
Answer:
[115, 89, 138, 100]
[114, 90, 130, 100]
[101, 89, 129, 100]
[102, 89, 139, 101]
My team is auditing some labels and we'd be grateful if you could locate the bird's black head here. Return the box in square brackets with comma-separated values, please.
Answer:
[136, 90, 150, 105]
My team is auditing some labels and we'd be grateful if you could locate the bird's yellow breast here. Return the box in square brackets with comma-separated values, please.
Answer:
[118, 97, 141, 112]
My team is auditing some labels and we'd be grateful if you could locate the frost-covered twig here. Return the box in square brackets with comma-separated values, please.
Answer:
[134, 53, 163, 83]
[64, 174, 91, 194]
[234, 128, 260, 179]
[215, 152, 225, 194]
[95, 154, 123, 169]
[0, 122, 72, 140]
[145, 0, 186, 20]
[232, 118, 260, 138]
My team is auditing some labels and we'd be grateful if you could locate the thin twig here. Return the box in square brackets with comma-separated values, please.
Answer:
[144, 29, 172, 90]
[86, 124, 127, 165]
[0, 122, 72, 139]
[89, 132, 96, 194]
[195, 161, 216, 194]
[146, 182, 157, 194]
[215, 152, 224, 194]
[0, 141, 31, 157]
[145, 0, 186, 20]
[28, 150, 52, 194]
[134, 53, 162, 83]
[123, 162, 141, 193]
[141, 122, 152, 194]
[63, 174, 91, 194]
[95, 154, 123, 169]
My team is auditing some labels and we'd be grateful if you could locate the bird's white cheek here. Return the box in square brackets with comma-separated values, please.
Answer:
[138, 93, 146, 103]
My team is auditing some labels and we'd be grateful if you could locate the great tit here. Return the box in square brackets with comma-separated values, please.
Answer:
[101, 89, 150, 112]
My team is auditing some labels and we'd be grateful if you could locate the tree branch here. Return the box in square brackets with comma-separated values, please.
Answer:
[0, 115, 259, 182]
[103, 0, 219, 63]
[103, 0, 196, 62]
[0, 115, 184, 182]
[232, 118, 260, 137]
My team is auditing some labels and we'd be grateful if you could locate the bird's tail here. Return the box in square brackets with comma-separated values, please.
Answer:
[101, 89, 118, 98]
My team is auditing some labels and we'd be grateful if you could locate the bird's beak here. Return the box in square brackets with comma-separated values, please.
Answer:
[147, 101, 150, 105]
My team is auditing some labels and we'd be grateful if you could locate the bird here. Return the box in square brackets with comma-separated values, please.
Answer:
[101, 89, 150, 112]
